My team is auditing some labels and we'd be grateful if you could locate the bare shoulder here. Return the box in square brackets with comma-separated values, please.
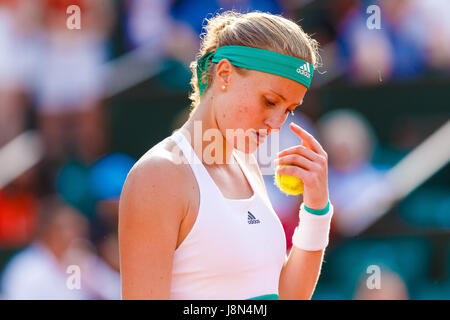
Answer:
[119, 137, 193, 224]
[118, 137, 193, 299]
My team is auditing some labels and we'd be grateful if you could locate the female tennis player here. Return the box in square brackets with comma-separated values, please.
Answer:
[119, 11, 333, 300]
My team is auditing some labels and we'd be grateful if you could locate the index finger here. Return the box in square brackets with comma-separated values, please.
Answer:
[289, 122, 326, 156]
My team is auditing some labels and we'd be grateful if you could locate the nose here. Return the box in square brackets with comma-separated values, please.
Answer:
[264, 111, 287, 132]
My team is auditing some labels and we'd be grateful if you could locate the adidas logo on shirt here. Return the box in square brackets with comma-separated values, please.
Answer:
[296, 63, 311, 78]
[248, 211, 260, 224]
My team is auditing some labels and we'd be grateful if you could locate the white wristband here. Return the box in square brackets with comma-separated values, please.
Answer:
[291, 202, 334, 251]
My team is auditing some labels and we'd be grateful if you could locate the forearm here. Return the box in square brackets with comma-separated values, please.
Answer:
[278, 202, 333, 300]
[274, 123, 332, 299]
[278, 246, 324, 300]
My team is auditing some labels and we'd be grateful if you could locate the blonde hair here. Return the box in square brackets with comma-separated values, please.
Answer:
[188, 10, 321, 117]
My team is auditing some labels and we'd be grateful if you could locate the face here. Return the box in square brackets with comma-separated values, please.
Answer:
[213, 59, 308, 154]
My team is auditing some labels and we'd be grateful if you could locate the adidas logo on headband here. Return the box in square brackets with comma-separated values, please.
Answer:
[296, 63, 311, 78]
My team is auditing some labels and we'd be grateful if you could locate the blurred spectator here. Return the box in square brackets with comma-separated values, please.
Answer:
[0, 0, 44, 147]
[124, 0, 172, 54]
[318, 109, 391, 236]
[354, 269, 409, 300]
[35, 0, 114, 163]
[54, 152, 135, 273]
[54, 152, 134, 219]
[393, 0, 450, 72]
[0, 195, 120, 299]
[89, 153, 135, 272]
[123, 0, 198, 69]
[336, 0, 429, 83]
[170, 0, 284, 36]
[412, 0, 450, 71]
[119, 0, 198, 99]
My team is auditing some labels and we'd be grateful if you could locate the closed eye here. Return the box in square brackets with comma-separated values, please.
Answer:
[265, 97, 296, 115]
[264, 97, 276, 106]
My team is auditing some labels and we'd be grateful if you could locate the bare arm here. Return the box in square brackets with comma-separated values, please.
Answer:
[278, 247, 324, 299]
[249, 159, 325, 299]
[118, 157, 187, 299]
[274, 123, 330, 299]
[249, 123, 330, 300]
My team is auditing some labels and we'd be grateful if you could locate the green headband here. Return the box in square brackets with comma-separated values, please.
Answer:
[197, 45, 314, 96]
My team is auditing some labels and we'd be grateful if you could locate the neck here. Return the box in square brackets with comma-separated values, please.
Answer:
[180, 94, 235, 167]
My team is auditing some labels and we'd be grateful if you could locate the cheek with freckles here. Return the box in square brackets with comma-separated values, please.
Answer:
[219, 80, 260, 132]
[226, 98, 250, 127]
[233, 105, 257, 131]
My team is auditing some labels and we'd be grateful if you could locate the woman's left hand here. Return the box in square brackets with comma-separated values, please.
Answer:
[273, 122, 329, 210]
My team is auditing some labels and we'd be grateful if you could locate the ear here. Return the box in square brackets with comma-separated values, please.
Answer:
[215, 58, 233, 87]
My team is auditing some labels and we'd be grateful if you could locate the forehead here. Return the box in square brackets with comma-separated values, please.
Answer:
[242, 69, 308, 101]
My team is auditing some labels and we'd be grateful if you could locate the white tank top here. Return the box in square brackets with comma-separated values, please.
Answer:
[168, 129, 286, 300]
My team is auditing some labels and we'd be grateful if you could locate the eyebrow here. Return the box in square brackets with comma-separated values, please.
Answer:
[269, 89, 302, 106]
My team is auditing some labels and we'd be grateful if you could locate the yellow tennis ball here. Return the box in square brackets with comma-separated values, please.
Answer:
[274, 165, 304, 195]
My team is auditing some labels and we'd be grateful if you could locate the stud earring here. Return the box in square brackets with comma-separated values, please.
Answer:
[221, 85, 226, 90]
[290, 110, 295, 116]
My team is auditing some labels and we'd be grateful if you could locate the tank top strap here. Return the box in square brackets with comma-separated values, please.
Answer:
[169, 129, 222, 197]
[232, 149, 265, 199]
[232, 150, 276, 210]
